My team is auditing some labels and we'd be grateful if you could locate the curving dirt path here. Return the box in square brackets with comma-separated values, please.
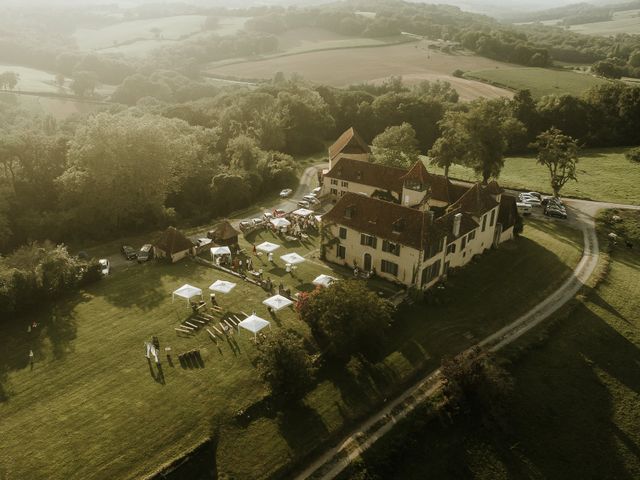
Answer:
[294, 198, 639, 480]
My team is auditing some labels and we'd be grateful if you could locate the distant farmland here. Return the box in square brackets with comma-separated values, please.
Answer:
[206, 42, 514, 101]
[464, 67, 610, 98]
[570, 9, 640, 36]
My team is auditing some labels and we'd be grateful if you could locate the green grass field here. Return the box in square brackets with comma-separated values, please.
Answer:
[571, 9, 640, 36]
[464, 67, 611, 97]
[343, 210, 640, 479]
[0, 218, 582, 479]
[432, 147, 640, 205]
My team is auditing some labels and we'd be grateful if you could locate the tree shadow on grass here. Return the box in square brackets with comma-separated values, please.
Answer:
[0, 292, 88, 402]
[277, 401, 329, 456]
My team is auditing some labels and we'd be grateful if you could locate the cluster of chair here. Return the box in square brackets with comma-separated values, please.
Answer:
[174, 305, 225, 335]
[178, 350, 204, 369]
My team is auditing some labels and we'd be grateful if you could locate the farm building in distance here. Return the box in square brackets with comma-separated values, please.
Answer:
[321, 128, 519, 290]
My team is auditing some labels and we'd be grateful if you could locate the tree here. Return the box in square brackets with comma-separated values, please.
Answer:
[70, 71, 96, 97]
[436, 99, 524, 184]
[298, 280, 392, 360]
[256, 331, 316, 400]
[58, 113, 200, 235]
[226, 135, 263, 171]
[441, 347, 512, 418]
[428, 113, 466, 179]
[531, 127, 579, 197]
[372, 123, 420, 168]
[0, 71, 19, 90]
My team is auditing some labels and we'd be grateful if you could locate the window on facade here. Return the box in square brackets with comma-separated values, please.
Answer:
[345, 206, 355, 219]
[381, 259, 399, 276]
[424, 237, 444, 260]
[337, 245, 346, 259]
[421, 260, 441, 286]
[341, 181, 349, 187]
[330, 178, 338, 185]
[490, 209, 496, 227]
[382, 239, 401, 256]
[339, 190, 345, 196]
[330, 188, 337, 195]
[481, 214, 487, 232]
[339, 227, 347, 239]
[447, 243, 456, 255]
[468, 230, 476, 241]
[360, 233, 377, 248]
[461, 236, 467, 250]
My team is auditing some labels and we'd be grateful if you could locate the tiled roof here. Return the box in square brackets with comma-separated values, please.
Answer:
[447, 183, 499, 217]
[211, 221, 240, 241]
[328, 127, 370, 160]
[325, 156, 406, 195]
[486, 180, 504, 195]
[498, 194, 518, 229]
[323, 193, 432, 250]
[436, 210, 479, 240]
[155, 226, 194, 254]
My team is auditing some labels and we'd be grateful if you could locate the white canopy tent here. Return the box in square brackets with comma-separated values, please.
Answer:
[312, 274, 337, 288]
[270, 217, 291, 229]
[280, 252, 306, 265]
[292, 208, 314, 217]
[210, 246, 232, 260]
[263, 294, 293, 311]
[256, 241, 280, 253]
[314, 215, 322, 223]
[238, 314, 271, 340]
[172, 284, 203, 305]
[209, 280, 237, 294]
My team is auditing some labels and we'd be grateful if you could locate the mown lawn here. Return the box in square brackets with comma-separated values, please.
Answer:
[464, 67, 611, 98]
[431, 147, 640, 205]
[0, 218, 582, 480]
[342, 210, 640, 480]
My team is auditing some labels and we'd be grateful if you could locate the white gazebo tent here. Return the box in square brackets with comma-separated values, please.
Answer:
[314, 215, 322, 223]
[209, 280, 237, 294]
[256, 241, 280, 253]
[270, 217, 291, 229]
[238, 314, 271, 340]
[312, 274, 337, 288]
[280, 252, 306, 265]
[263, 294, 294, 311]
[172, 284, 203, 305]
[292, 208, 314, 217]
[210, 246, 232, 261]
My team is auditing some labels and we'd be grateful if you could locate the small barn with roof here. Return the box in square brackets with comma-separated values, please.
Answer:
[154, 226, 195, 263]
[208, 220, 240, 247]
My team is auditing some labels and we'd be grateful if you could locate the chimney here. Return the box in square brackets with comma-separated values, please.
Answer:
[426, 210, 434, 225]
[453, 213, 462, 237]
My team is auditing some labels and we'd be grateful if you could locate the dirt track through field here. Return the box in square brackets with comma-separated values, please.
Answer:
[207, 43, 514, 101]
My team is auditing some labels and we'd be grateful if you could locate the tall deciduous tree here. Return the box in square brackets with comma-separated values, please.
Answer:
[58, 113, 199, 234]
[297, 280, 392, 360]
[437, 99, 524, 184]
[372, 122, 420, 169]
[532, 127, 579, 197]
[428, 113, 466, 179]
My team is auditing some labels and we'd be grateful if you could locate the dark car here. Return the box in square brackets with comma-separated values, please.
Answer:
[544, 206, 567, 219]
[137, 244, 154, 263]
[121, 245, 137, 260]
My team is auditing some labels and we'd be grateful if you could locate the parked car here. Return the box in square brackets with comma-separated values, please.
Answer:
[273, 209, 286, 217]
[251, 218, 263, 226]
[545, 205, 568, 219]
[279, 188, 293, 198]
[542, 196, 564, 208]
[524, 191, 542, 201]
[121, 245, 137, 260]
[297, 200, 311, 209]
[239, 220, 252, 231]
[519, 194, 541, 207]
[98, 259, 110, 275]
[312, 187, 322, 195]
[302, 195, 320, 204]
[137, 244, 154, 263]
[263, 212, 274, 222]
[516, 202, 532, 216]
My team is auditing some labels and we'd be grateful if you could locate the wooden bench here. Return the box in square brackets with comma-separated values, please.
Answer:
[212, 325, 223, 336]
[206, 328, 217, 341]
[175, 327, 191, 334]
[185, 321, 199, 329]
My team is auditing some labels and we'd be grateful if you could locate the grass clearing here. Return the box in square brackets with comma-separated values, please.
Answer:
[345, 210, 640, 479]
[0, 92, 106, 120]
[206, 42, 514, 101]
[465, 67, 611, 97]
[0, 218, 582, 479]
[430, 147, 640, 205]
